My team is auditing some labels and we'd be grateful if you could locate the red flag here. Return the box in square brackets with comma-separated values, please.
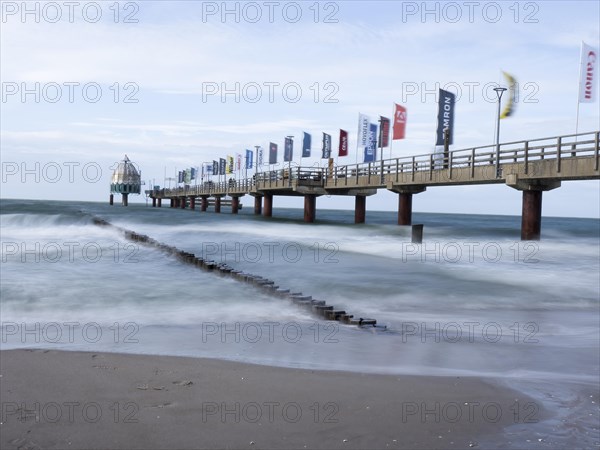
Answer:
[338, 129, 348, 157]
[393, 104, 407, 140]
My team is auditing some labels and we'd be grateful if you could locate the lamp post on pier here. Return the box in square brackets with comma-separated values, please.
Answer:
[494, 86, 507, 178]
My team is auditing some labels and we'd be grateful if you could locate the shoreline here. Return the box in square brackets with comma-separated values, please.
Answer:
[1, 349, 550, 450]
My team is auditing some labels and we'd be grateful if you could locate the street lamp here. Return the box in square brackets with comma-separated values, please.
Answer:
[494, 86, 507, 178]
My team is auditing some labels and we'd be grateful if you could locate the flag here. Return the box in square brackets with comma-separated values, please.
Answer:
[357, 113, 370, 147]
[213, 160, 219, 175]
[219, 158, 226, 175]
[245, 149, 253, 169]
[190, 167, 197, 180]
[178, 171, 183, 183]
[269, 142, 278, 164]
[364, 123, 378, 162]
[436, 89, 455, 146]
[302, 132, 311, 157]
[204, 162, 213, 177]
[184, 168, 191, 184]
[393, 104, 407, 140]
[322, 133, 332, 158]
[236, 153, 242, 171]
[580, 42, 598, 103]
[500, 72, 518, 119]
[338, 129, 348, 157]
[378, 116, 390, 148]
[227, 156, 234, 174]
[257, 147, 264, 166]
[284, 137, 293, 162]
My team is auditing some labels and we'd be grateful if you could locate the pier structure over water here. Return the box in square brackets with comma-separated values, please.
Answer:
[147, 131, 600, 240]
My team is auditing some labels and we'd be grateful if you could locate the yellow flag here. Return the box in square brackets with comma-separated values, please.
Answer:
[500, 71, 517, 119]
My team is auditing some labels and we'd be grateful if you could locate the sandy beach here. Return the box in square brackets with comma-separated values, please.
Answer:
[0, 349, 546, 450]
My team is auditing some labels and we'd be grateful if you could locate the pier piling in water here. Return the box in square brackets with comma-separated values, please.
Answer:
[354, 195, 366, 223]
[303, 195, 316, 223]
[253, 195, 262, 215]
[411, 224, 424, 243]
[263, 194, 273, 217]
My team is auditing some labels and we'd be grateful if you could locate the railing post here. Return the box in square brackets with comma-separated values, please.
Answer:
[470, 148, 475, 179]
[412, 156, 416, 182]
[448, 152, 453, 180]
[429, 154, 433, 181]
[380, 159, 385, 184]
[556, 136, 562, 173]
[368, 163, 371, 184]
[396, 159, 399, 182]
[524, 141, 529, 175]
[594, 131, 600, 170]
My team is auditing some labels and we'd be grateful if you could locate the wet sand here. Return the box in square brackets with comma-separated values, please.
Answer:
[1, 349, 545, 449]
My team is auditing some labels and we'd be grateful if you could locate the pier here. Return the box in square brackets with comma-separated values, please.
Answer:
[147, 131, 600, 240]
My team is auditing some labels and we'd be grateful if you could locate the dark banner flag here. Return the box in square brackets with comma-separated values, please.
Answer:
[284, 137, 293, 162]
[219, 158, 226, 175]
[338, 129, 348, 157]
[322, 133, 332, 158]
[245, 149, 253, 169]
[302, 132, 311, 157]
[269, 142, 278, 164]
[436, 89, 455, 146]
[178, 171, 183, 183]
[191, 167, 197, 180]
[378, 116, 390, 148]
[364, 123, 378, 162]
[393, 103, 407, 140]
[213, 160, 219, 175]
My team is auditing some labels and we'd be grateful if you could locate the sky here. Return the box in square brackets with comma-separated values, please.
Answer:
[1, 0, 599, 217]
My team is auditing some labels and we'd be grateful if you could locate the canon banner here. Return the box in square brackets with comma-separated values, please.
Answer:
[580, 42, 598, 103]
[302, 132, 311, 158]
[338, 129, 348, 157]
[219, 158, 226, 175]
[393, 103, 407, 140]
[269, 142, 278, 164]
[436, 89, 455, 146]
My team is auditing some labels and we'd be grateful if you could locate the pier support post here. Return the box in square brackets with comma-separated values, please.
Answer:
[122, 194, 128, 206]
[180, 197, 186, 209]
[201, 196, 208, 212]
[506, 175, 561, 241]
[231, 196, 239, 214]
[389, 186, 426, 226]
[109, 194, 114, 205]
[304, 195, 316, 223]
[354, 195, 366, 223]
[398, 193, 412, 225]
[152, 197, 156, 207]
[263, 194, 273, 217]
[170, 198, 174, 208]
[215, 197, 221, 213]
[157, 198, 162, 207]
[254, 196, 262, 215]
[521, 190, 543, 240]
[189, 196, 195, 210]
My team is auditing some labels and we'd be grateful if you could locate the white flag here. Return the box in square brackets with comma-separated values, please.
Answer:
[579, 42, 598, 103]
[357, 113, 370, 147]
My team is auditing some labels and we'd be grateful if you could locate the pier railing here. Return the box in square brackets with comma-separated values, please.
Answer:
[148, 131, 599, 198]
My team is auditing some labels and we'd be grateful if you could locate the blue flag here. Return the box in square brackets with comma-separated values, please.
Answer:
[302, 132, 311, 158]
[284, 137, 293, 162]
[245, 149, 253, 169]
[364, 123, 378, 162]
[322, 133, 332, 159]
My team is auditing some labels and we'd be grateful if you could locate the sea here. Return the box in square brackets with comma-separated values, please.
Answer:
[1, 198, 599, 448]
